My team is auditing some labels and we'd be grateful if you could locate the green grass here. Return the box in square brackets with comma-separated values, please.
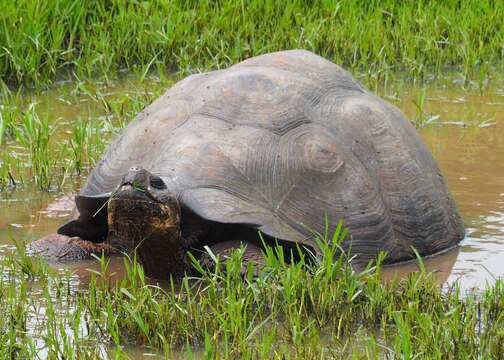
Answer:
[1, 224, 502, 359]
[12, 105, 56, 189]
[1, 0, 503, 87]
[1, 0, 502, 187]
[411, 87, 441, 128]
[0, 76, 169, 190]
[0, 2, 502, 358]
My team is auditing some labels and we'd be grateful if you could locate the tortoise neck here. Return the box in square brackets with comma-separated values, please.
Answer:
[106, 197, 187, 280]
[135, 230, 189, 279]
[107, 224, 189, 279]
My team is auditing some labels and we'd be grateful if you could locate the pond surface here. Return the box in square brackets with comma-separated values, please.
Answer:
[380, 78, 504, 291]
[0, 74, 503, 355]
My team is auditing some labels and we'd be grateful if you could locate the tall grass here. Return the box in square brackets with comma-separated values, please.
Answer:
[1, 0, 503, 86]
[0, 77, 167, 190]
[2, 224, 503, 359]
[12, 105, 56, 189]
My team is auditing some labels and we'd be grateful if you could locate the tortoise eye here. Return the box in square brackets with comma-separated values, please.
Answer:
[149, 176, 166, 190]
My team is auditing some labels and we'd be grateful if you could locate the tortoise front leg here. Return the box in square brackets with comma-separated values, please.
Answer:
[28, 193, 113, 261]
[28, 234, 117, 261]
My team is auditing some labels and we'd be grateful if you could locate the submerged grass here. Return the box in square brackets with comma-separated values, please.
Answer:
[1, 224, 503, 359]
[1, 0, 503, 86]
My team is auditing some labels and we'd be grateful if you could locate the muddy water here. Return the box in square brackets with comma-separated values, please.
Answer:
[380, 79, 504, 290]
[1, 75, 503, 291]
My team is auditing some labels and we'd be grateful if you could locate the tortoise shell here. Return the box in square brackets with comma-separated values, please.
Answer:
[81, 50, 464, 263]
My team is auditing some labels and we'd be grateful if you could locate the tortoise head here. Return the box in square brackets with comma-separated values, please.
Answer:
[57, 167, 187, 278]
[106, 167, 179, 249]
[105, 167, 188, 278]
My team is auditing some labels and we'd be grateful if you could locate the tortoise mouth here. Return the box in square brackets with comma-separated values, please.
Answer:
[113, 183, 163, 204]
[107, 195, 178, 229]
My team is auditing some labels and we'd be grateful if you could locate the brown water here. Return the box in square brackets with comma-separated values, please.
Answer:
[1, 75, 503, 290]
[379, 78, 504, 290]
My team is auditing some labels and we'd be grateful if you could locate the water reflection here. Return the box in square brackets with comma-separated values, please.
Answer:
[381, 246, 460, 285]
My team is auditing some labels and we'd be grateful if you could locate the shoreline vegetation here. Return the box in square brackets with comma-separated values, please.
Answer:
[1, 1, 503, 358]
[0, 77, 166, 190]
[2, 230, 503, 359]
[1, 0, 503, 88]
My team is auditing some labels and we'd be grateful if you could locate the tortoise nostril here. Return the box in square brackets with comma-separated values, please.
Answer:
[149, 176, 166, 190]
[121, 167, 148, 186]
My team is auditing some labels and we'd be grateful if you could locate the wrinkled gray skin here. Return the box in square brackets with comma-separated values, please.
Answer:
[30, 50, 465, 279]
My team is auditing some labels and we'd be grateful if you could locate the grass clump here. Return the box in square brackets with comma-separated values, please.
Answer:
[0, 77, 168, 190]
[12, 105, 56, 189]
[79, 225, 503, 359]
[1, 0, 503, 86]
[0, 244, 106, 359]
[0, 223, 502, 358]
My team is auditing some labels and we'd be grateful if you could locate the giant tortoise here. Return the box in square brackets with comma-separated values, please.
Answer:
[30, 50, 465, 279]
